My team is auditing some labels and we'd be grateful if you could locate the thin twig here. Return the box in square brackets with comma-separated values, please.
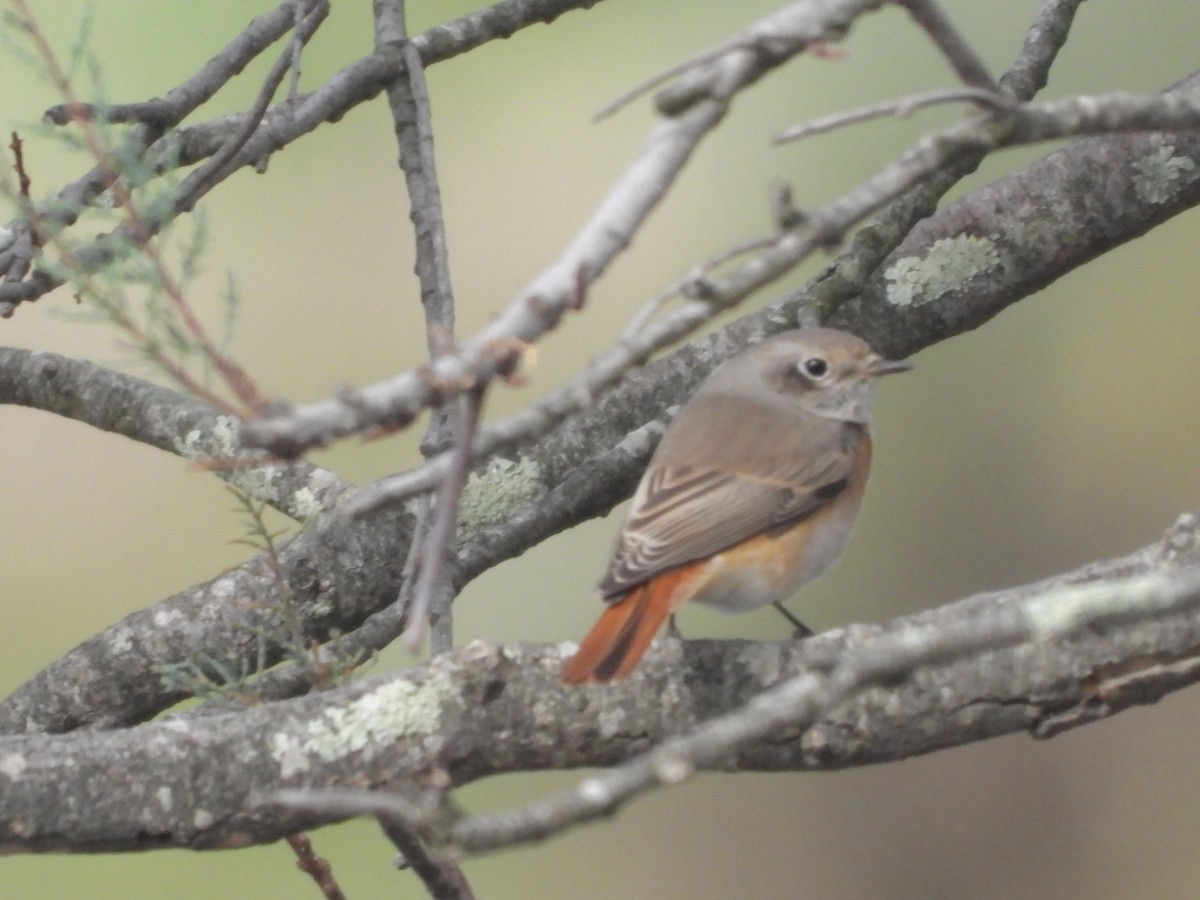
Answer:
[898, 0, 998, 90]
[375, 0, 463, 656]
[239, 1, 891, 457]
[404, 386, 485, 652]
[594, 44, 733, 121]
[42, 0, 305, 128]
[10, 0, 269, 412]
[775, 87, 1011, 144]
[377, 816, 478, 900]
[286, 0, 307, 103]
[7, 132, 31, 198]
[275, 787, 480, 898]
[0, 0, 611, 317]
[173, 0, 330, 213]
[998, 0, 1084, 99]
[285, 832, 347, 900]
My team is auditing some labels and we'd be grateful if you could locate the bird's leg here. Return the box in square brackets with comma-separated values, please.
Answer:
[772, 601, 814, 639]
[666, 613, 684, 640]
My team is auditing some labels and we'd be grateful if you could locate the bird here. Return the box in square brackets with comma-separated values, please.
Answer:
[561, 327, 911, 684]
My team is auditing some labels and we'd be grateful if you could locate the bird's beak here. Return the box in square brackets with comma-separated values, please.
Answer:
[866, 356, 913, 377]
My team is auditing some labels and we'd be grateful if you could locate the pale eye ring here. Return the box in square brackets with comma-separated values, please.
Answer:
[802, 357, 828, 378]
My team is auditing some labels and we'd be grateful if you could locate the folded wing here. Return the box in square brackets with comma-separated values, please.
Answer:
[599, 409, 862, 597]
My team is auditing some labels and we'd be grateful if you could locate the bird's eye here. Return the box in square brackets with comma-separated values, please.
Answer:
[802, 357, 828, 378]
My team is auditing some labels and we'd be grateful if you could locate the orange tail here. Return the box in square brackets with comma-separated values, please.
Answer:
[562, 566, 700, 684]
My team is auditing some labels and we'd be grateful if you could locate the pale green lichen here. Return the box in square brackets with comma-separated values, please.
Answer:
[271, 677, 446, 778]
[107, 624, 135, 654]
[0, 753, 27, 780]
[291, 486, 323, 521]
[174, 415, 284, 503]
[1132, 143, 1199, 204]
[175, 416, 345, 521]
[457, 457, 544, 543]
[1023, 572, 1179, 636]
[884, 235, 1001, 307]
[597, 707, 627, 740]
[531, 693, 559, 730]
[616, 417, 669, 457]
[153, 608, 186, 629]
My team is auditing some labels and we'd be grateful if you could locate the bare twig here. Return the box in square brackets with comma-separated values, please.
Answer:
[651, 0, 887, 117]
[274, 788, 478, 899]
[285, 832, 347, 900]
[375, 0, 463, 656]
[898, 0, 998, 91]
[377, 816, 478, 900]
[42, 0, 307, 128]
[594, 0, 889, 119]
[237, 0, 894, 457]
[7, 131, 31, 198]
[173, 0, 330, 212]
[775, 87, 1011, 144]
[0, 0, 611, 316]
[593, 44, 738, 122]
[998, 0, 1084, 99]
[404, 386, 485, 652]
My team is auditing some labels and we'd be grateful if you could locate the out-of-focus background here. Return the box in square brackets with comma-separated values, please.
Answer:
[3, 2, 1200, 898]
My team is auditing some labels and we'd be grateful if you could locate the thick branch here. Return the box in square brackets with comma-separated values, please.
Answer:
[0, 499, 412, 734]
[1, 514, 1198, 853]
[833, 77, 1200, 355]
[8, 72, 1200, 734]
[0, 347, 350, 519]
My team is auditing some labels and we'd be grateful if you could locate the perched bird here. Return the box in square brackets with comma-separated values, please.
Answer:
[561, 328, 911, 684]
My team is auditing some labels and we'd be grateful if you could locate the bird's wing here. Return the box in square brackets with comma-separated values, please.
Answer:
[598, 426, 859, 597]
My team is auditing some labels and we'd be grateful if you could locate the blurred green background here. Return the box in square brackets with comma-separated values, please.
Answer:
[3, 2, 1200, 898]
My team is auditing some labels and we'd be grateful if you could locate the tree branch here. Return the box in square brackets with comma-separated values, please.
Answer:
[0, 0, 610, 316]
[0, 346, 350, 520]
[236, 0, 895, 457]
[1, 513, 1198, 853]
[898, 0, 998, 91]
[238, 78, 1200, 460]
[375, 0, 464, 656]
[344, 0, 1083, 518]
[8, 65, 1200, 734]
